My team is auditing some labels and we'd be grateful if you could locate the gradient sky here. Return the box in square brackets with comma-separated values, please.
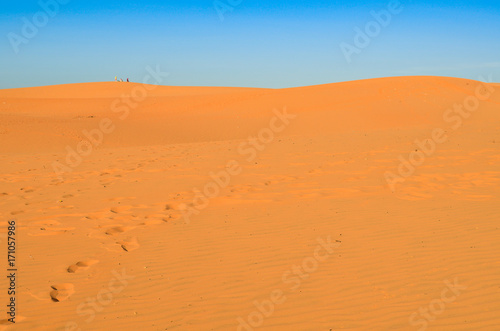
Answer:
[1, 0, 499, 89]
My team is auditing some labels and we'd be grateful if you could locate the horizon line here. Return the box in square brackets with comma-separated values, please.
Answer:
[1, 75, 498, 91]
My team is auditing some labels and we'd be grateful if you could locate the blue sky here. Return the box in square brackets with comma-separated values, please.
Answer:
[1, 0, 499, 89]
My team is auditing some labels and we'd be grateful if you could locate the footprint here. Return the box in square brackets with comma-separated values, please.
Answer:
[165, 202, 187, 211]
[67, 259, 99, 273]
[105, 226, 134, 236]
[141, 219, 164, 226]
[110, 205, 132, 214]
[50, 283, 74, 302]
[119, 237, 139, 252]
[162, 213, 181, 222]
[145, 213, 168, 219]
[0, 315, 25, 326]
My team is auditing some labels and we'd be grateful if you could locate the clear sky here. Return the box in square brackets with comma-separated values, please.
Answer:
[1, 0, 499, 89]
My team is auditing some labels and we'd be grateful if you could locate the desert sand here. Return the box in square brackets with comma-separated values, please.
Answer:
[0, 76, 499, 330]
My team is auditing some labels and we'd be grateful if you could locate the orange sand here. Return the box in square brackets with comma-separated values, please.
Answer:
[0, 76, 499, 330]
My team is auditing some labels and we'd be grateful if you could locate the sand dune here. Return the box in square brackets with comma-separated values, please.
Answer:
[0, 76, 499, 330]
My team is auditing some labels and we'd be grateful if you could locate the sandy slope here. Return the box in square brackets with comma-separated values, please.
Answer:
[0, 76, 499, 330]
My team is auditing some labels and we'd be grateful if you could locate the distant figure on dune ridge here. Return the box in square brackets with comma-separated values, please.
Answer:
[115, 76, 117, 82]
[127, 78, 129, 82]
[120, 78, 123, 82]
